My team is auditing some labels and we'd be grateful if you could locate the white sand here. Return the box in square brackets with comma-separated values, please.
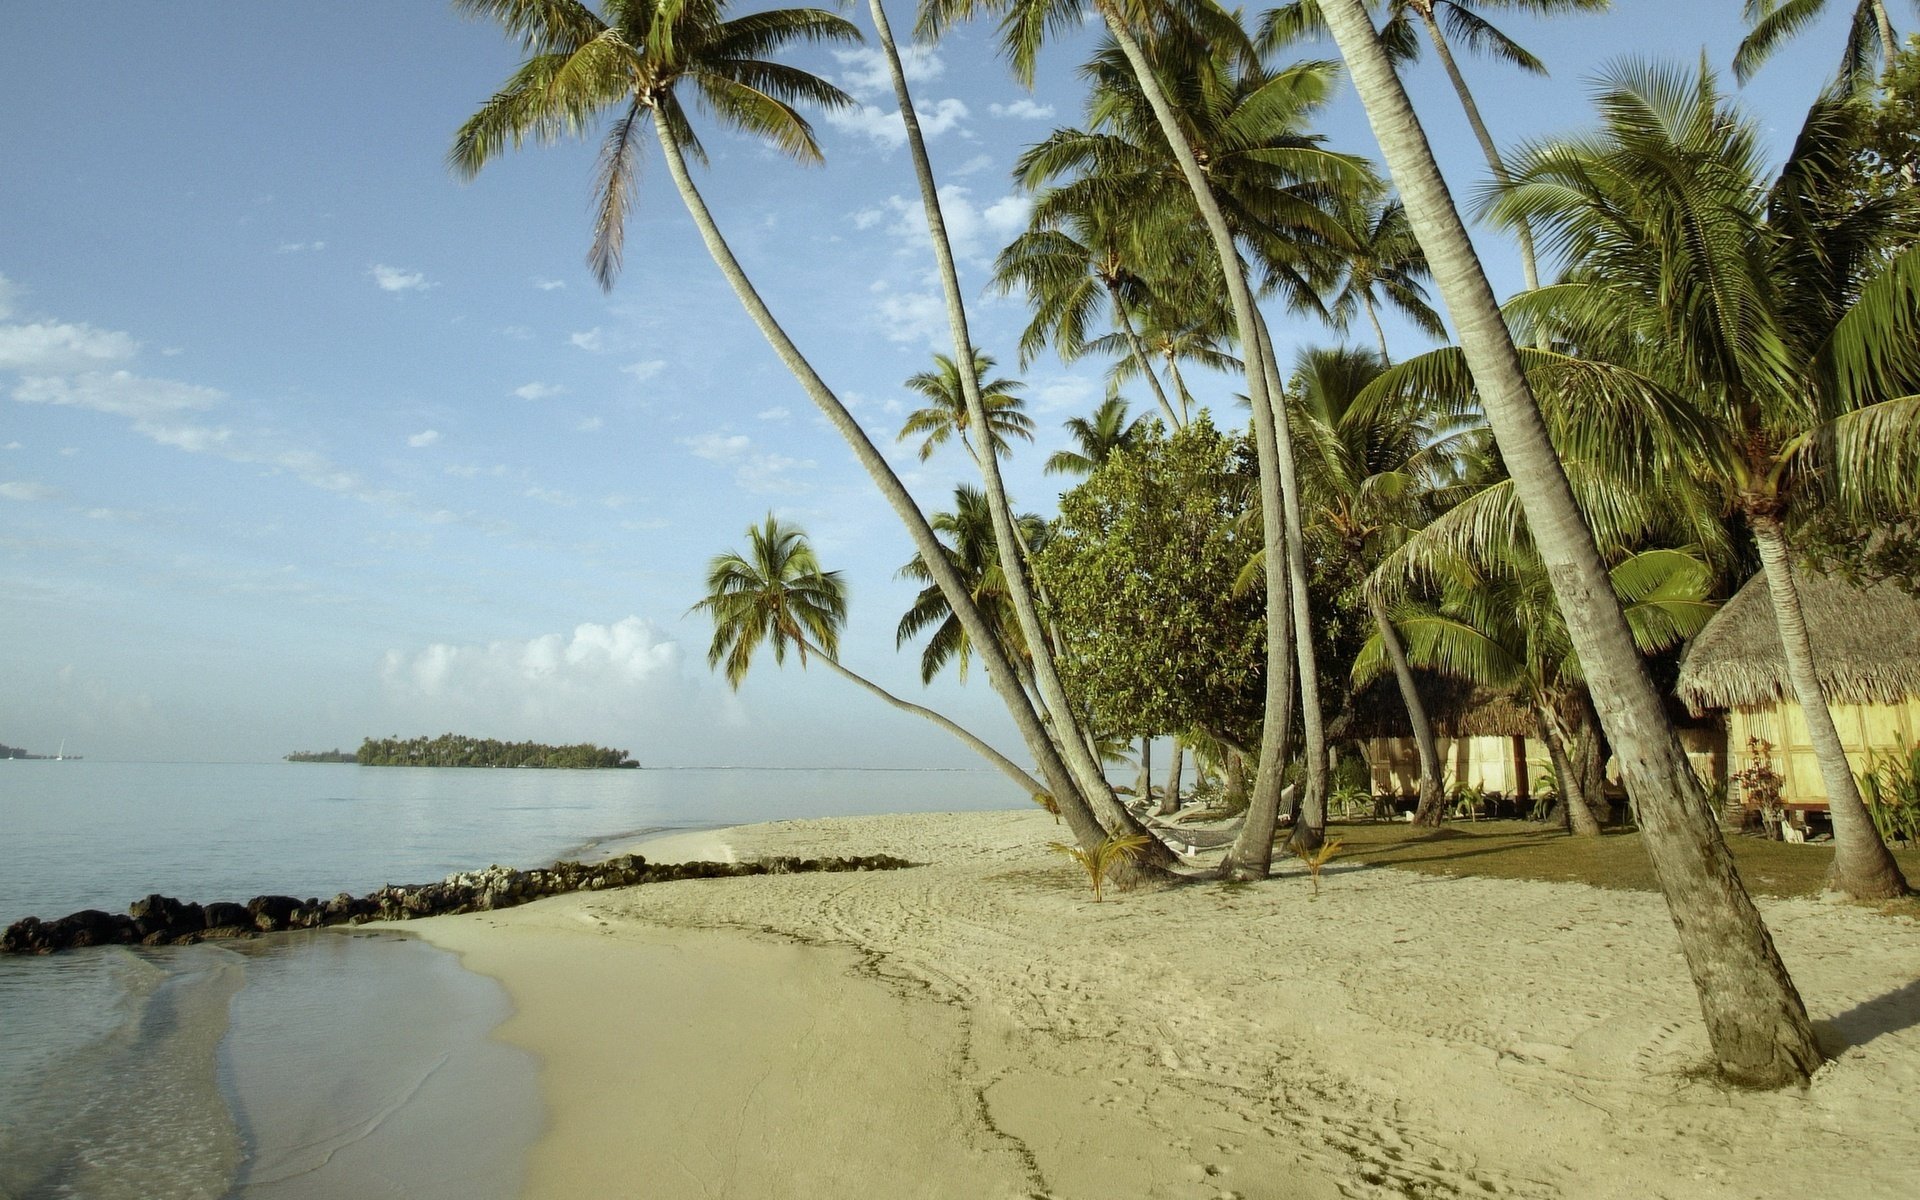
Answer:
[417, 810, 1920, 1199]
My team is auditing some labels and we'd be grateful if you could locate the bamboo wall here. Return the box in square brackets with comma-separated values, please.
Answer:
[1728, 697, 1920, 803]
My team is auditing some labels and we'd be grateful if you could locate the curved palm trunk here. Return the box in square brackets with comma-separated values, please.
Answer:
[1108, 284, 1182, 429]
[1412, 7, 1541, 295]
[1092, 8, 1295, 881]
[1252, 308, 1329, 854]
[802, 641, 1048, 797]
[650, 113, 1111, 859]
[1748, 514, 1909, 898]
[1873, 2, 1898, 71]
[1535, 699, 1601, 837]
[1321, 0, 1821, 1089]
[869, 0, 1173, 872]
[1371, 595, 1446, 825]
[1224, 440, 1299, 879]
[1164, 354, 1195, 424]
[1159, 740, 1184, 816]
[1360, 293, 1393, 364]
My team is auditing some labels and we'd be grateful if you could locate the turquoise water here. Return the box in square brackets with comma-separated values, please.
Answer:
[0, 761, 1016, 1199]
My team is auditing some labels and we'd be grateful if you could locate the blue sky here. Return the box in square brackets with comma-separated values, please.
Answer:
[0, 2, 1860, 765]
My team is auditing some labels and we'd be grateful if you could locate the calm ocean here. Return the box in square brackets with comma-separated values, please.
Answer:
[0, 760, 1016, 1199]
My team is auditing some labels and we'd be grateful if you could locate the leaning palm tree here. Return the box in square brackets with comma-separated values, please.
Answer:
[1321, 190, 1447, 361]
[1263, 0, 1614, 294]
[453, 0, 1118, 857]
[1735, 0, 1911, 92]
[897, 349, 1035, 463]
[1489, 62, 1917, 899]
[1044, 395, 1149, 477]
[1317, 0, 1823, 1088]
[693, 514, 1047, 795]
[895, 485, 1044, 687]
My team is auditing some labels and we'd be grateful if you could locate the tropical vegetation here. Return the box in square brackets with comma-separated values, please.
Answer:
[354, 734, 637, 768]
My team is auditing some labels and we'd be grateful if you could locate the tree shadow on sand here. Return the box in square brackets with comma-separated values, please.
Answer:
[1817, 978, 1920, 1053]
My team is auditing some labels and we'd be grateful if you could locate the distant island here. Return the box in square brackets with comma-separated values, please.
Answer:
[2, 742, 75, 761]
[284, 749, 357, 763]
[342, 734, 639, 769]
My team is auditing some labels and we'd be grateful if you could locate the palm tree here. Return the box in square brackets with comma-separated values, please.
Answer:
[1735, 1, 1910, 92]
[1091, 291, 1241, 421]
[1292, 345, 1469, 823]
[1488, 62, 1917, 899]
[1321, 191, 1447, 361]
[693, 515, 1046, 795]
[454, 0, 1118, 857]
[895, 485, 1044, 687]
[1263, 0, 1614, 294]
[1044, 396, 1149, 477]
[897, 349, 1035, 463]
[862, 0, 1166, 859]
[1317, 0, 1823, 1089]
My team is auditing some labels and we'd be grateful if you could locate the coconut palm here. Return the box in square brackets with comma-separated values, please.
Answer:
[1317, 0, 1823, 1088]
[1090, 290, 1241, 421]
[693, 515, 1046, 794]
[454, 0, 1118, 856]
[896, 485, 1045, 686]
[1044, 396, 1150, 477]
[1488, 61, 1918, 899]
[1735, 0, 1911, 92]
[1263, 0, 1614, 294]
[863, 0, 1166, 858]
[1321, 190, 1447, 361]
[897, 349, 1035, 463]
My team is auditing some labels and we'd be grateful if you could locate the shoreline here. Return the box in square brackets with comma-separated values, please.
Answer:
[416, 809, 1920, 1200]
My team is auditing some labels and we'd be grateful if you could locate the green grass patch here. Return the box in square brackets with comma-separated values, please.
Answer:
[1333, 819, 1920, 914]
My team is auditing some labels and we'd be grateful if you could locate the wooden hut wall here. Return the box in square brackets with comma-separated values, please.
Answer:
[1728, 697, 1920, 803]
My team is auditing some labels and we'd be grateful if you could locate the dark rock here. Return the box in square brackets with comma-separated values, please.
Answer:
[129, 894, 204, 937]
[202, 902, 251, 930]
[247, 895, 303, 932]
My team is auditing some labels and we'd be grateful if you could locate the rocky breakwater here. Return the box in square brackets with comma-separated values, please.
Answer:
[2, 852, 915, 955]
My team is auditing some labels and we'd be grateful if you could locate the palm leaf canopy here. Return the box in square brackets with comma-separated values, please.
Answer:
[690, 513, 846, 688]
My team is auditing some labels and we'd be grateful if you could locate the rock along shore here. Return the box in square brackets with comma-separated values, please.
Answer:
[1, 852, 915, 955]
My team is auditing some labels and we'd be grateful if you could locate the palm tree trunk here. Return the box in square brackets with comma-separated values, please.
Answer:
[1536, 699, 1600, 837]
[1321, 0, 1821, 1089]
[1099, 5, 1295, 879]
[1160, 740, 1184, 816]
[802, 641, 1048, 797]
[868, 0, 1172, 870]
[1251, 306, 1329, 854]
[1361, 292, 1393, 364]
[1531, 705, 1576, 832]
[1165, 354, 1195, 424]
[1108, 284, 1182, 429]
[649, 112, 1110, 859]
[1413, 6, 1541, 294]
[1748, 513, 1909, 898]
[1371, 595, 1446, 825]
[1873, 2, 1898, 70]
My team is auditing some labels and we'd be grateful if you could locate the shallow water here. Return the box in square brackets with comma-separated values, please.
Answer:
[0, 760, 1015, 1200]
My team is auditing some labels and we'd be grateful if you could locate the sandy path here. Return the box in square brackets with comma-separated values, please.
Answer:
[420, 810, 1920, 1199]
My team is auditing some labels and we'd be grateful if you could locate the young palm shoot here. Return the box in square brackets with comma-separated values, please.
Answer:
[1049, 832, 1153, 901]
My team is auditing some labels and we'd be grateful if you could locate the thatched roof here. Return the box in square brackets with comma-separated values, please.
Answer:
[1344, 678, 1540, 740]
[1675, 564, 1920, 714]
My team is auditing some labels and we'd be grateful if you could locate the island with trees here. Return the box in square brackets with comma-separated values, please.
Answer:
[351, 734, 638, 769]
[283, 749, 357, 763]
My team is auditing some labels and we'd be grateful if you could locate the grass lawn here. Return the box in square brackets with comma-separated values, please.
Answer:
[1328, 818, 1920, 915]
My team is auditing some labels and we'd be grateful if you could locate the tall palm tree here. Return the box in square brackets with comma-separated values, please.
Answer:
[454, 0, 1118, 857]
[1735, 0, 1911, 92]
[693, 515, 1046, 794]
[895, 485, 1044, 687]
[1264, 0, 1614, 294]
[1292, 345, 1469, 823]
[1090, 290, 1241, 421]
[897, 349, 1035, 463]
[1489, 62, 1918, 899]
[863, 0, 1165, 858]
[1317, 0, 1823, 1089]
[1044, 395, 1149, 477]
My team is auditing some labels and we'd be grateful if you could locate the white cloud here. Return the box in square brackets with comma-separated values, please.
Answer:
[569, 327, 605, 352]
[851, 207, 887, 230]
[867, 186, 1031, 264]
[4, 441, 20, 450]
[369, 264, 435, 293]
[499, 324, 534, 340]
[576, 416, 604, 432]
[832, 46, 945, 101]
[868, 283, 946, 346]
[825, 98, 969, 149]
[950, 153, 996, 178]
[522, 486, 577, 507]
[378, 618, 689, 744]
[139, 421, 235, 454]
[1032, 373, 1099, 413]
[514, 381, 564, 401]
[756, 406, 790, 422]
[533, 277, 567, 291]
[276, 240, 326, 253]
[680, 430, 815, 493]
[622, 359, 665, 382]
[0, 322, 140, 372]
[0, 480, 56, 501]
[989, 99, 1055, 120]
[13, 370, 222, 418]
[408, 429, 441, 448]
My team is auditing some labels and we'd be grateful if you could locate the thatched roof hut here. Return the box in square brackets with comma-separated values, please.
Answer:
[1676, 565, 1920, 715]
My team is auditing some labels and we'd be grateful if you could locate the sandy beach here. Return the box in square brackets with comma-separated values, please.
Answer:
[415, 810, 1920, 1199]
